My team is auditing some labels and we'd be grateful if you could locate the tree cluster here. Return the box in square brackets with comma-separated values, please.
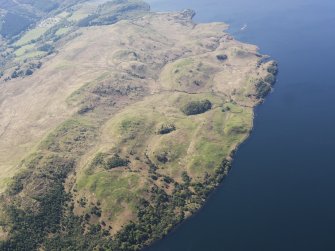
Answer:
[182, 99, 212, 115]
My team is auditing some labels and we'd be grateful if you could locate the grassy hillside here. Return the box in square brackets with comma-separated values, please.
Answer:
[0, 1, 277, 250]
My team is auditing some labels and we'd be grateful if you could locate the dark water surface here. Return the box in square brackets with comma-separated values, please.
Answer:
[146, 0, 335, 250]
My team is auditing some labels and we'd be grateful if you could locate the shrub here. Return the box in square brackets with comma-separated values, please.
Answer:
[229, 125, 248, 134]
[181, 171, 191, 184]
[91, 152, 105, 167]
[25, 69, 33, 76]
[158, 124, 176, 135]
[38, 44, 54, 53]
[105, 154, 129, 169]
[162, 175, 173, 184]
[79, 197, 87, 207]
[91, 206, 102, 217]
[77, 14, 98, 27]
[255, 80, 271, 99]
[216, 54, 228, 61]
[222, 106, 231, 112]
[267, 61, 278, 75]
[264, 73, 276, 85]
[77, 105, 94, 114]
[182, 99, 212, 115]
[11, 70, 19, 78]
[156, 152, 168, 163]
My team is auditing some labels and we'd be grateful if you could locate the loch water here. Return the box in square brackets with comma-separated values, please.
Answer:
[146, 0, 335, 250]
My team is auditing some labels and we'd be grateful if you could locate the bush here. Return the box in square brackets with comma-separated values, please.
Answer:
[11, 70, 19, 78]
[38, 44, 54, 53]
[77, 105, 94, 115]
[105, 154, 129, 169]
[222, 106, 231, 112]
[91, 206, 102, 217]
[182, 99, 212, 115]
[91, 152, 105, 167]
[79, 197, 87, 207]
[255, 80, 271, 99]
[229, 125, 248, 134]
[158, 124, 176, 135]
[156, 152, 168, 163]
[267, 61, 278, 75]
[264, 73, 276, 85]
[77, 14, 98, 27]
[216, 54, 228, 61]
[181, 171, 191, 184]
[25, 69, 33, 76]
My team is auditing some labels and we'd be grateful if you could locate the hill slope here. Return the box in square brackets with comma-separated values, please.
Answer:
[0, 1, 277, 250]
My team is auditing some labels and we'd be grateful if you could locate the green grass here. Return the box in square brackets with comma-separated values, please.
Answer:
[105, 108, 158, 154]
[56, 11, 71, 19]
[90, 92, 251, 183]
[222, 102, 244, 113]
[67, 6, 93, 22]
[14, 44, 35, 57]
[224, 108, 252, 135]
[40, 116, 97, 154]
[190, 139, 226, 173]
[15, 27, 48, 46]
[77, 170, 144, 219]
[0, 177, 12, 193]
[175, 58, 194, 69]
[55, 27, 71, 36]
[15, 50, 46, 62]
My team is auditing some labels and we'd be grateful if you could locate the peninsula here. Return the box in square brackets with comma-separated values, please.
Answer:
[0, 0, 277, 250]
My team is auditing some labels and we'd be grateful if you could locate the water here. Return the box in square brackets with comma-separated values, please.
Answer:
[146, 0, 335, 250]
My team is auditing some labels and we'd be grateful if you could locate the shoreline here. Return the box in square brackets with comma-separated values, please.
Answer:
[143, 100, 268, 250]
